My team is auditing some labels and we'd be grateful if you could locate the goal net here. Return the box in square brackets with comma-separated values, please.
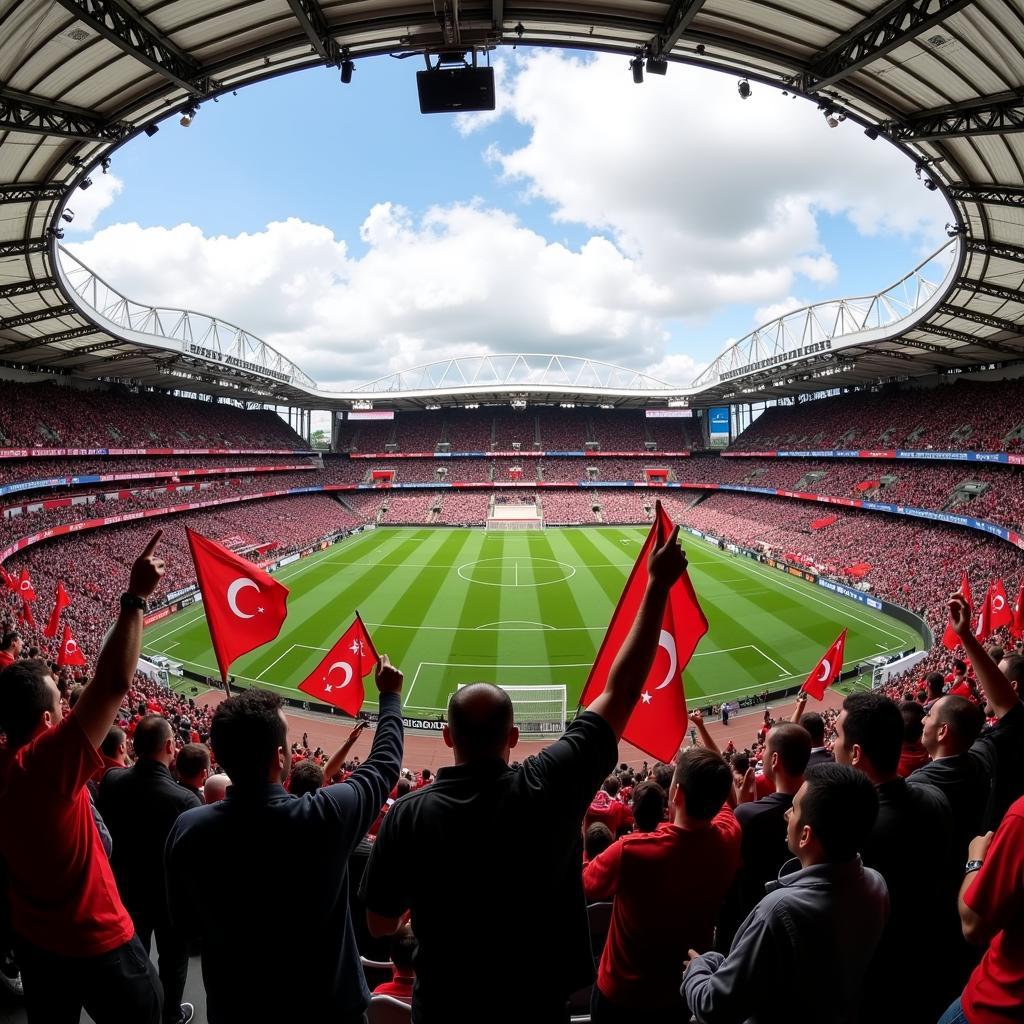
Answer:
[486, 517, 544, 530]
[487, 501, 544, 531]
[450, 683, 567, 737]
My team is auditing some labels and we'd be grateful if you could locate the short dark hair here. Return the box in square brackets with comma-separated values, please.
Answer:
[133, 714, 173, 758]
[67, 684, 86, 709]
[176, 742, 210, 780]
[446, 683, 514, 759]
[585, 822, 614, 860]
[289, 759, 324, 797]
[731, 752, 750, 775]
[767, 723, 811, 776]
[799, 712, 826, 746]
[952, 660, 966, 674]
[101, 725, 126, 759]
[652, 762, 674, 790]
[987, 647, 1005, 666]
[602, 775, 620, 797]
[899, 701, 925, 743]
[841, 692, 903, 775]
[390, 923, 417, 971]
[1000, 653, 1024, 687]
[800, 764, 879, 862]
[934, 695, 984, 750]
[0, 659, 52, 747]
[672, 747, 732, 821]
[0, 631, 20, 652]
[210, 689, 287, 788]
[395, 778, 412, 798]
[631, 781, 667, 832]
[925, 672, 945, 697]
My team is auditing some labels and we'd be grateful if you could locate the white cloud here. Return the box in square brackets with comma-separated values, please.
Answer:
[67, 173, 123, 232]
[753, 296, 813, 325]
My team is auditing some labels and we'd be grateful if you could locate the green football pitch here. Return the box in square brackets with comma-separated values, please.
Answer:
[143, 526, 921, 716]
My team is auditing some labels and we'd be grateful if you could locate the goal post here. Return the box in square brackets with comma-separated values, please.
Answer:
[450, 683, 567, 737]
[487, 501, 544, 531]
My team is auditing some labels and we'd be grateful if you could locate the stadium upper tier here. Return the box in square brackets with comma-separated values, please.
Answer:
[1, 1, 1024, 410]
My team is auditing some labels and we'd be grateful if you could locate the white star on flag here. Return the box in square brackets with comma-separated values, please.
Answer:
[257, 606, 265, 614]
[324, 683, 333, 692]
[350, 640, 363, 654]
[641, 691, 652, 704]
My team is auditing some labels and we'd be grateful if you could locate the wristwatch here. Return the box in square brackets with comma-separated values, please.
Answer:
[964, 859, 984, 876]
[120, 592, 148, 612]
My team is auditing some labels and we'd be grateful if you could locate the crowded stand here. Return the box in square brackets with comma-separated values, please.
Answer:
[594, 491, 653, 524]
[536, 408, 591, 449]
[378, 492, 440, 524]
[0, 382, 303, 450]
[436, 490, 492, 524]
[730, 378, 1024, 452]
[493, 411, 539, 449]
[441, 409, 494, 451]
[538, 489, 597, 524]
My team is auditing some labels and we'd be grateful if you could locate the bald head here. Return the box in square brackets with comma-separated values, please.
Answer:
[204, 773, 231, 803]
[445, 683, 517, 761]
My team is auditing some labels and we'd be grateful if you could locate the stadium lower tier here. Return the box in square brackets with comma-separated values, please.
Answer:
[3, 488, 1021, 700]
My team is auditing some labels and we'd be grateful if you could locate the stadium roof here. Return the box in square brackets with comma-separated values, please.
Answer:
[1, 0, 1023, 410]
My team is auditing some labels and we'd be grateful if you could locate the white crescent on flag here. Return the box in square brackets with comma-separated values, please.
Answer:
[818, 658, 831, 682]
[65, 639, 77, 654]
[226, 578, 259, 619]
[653, 630, 679, 691]
[19, 580, 29, 592]
[326, 661, 353, 689]
[994, 595, 1006, 611]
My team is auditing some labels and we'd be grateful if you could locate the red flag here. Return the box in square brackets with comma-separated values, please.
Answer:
[16, 569, 36, 603]
[990, 579, 1013, 631]
[975, 584, 994, 643]
[0, 566, 15, 592]
[43, 581, 71, 639]
[1012, 581, 1024, 640]
[297, 613, 378, 716]
[943, 571, 972, 650]
[57, 624, 87, 668]
[801, 629, 847, 700]
[18, 599, 36, 630]
[186, 529, 289, 683]
[579, 502, 709, 762]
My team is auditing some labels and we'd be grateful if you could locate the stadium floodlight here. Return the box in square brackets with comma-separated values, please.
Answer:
[463, 403, 479, 409]
[180, 104, 197, 127]
[144, 123, 159, 137]
[352, 399, 374, 410]
[738, 79, 751, 99]
[646, 56, 668, 76]
[101, 157, 111, 173]
[864, 125, 879, 140]
[924, 178, 938, 191]
[47, 226, 64, 240]
[61, 210, 74, 223]
[79, 177, 92, 190]
[631, 57, 644, 84]
[340, 60, 354, 84]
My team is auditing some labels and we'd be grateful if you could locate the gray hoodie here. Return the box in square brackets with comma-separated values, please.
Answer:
[682, 857, 889, 1024]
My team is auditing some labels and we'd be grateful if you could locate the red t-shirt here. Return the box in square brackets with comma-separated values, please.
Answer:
[897, 743, 930, 778]
[949, 681, 974, 701]
[585, 791, 633, 835]
[0, 650, 15, 670]
[755, 773, 775, 798]
[963, 796, 1024, 1024]
[373, 975, 414, 1003]
[583, 809, 742, 1009]
[0, 714, 134, 956]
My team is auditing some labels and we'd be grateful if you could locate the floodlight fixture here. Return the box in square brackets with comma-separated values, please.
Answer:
[738, 79, 751, 99]
[646, 56, 668, 75]
[180, 104, 197, 127]
[101, 157, 111, 173]
[61, 210, 74, 223]
[47, 226, 64, 240]
[341, 59, 354, 83]
[144, 123, 160, 137]
[864, 125, 879, 140]
[924, 178, 938, 191]
[631, 57, 644, 84]
[79, 177, 93, 190]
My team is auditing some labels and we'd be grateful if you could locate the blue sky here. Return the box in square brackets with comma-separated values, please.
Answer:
[69, 50, 951, 389]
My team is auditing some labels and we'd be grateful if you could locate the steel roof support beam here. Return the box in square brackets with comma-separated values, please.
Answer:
[492, 0, 503, 33]
[797, 0, 971, 92]
[882, 93, 1024, 141]
[0, 239, 49, 259]
[287, 0, 340, 64]
[25, 325, 97, 345]
[0, 279, 57, 301]
[52, 0, 214, 95]
[0, 183, 67, 203]
[0, 305, 77, 330]
[967, 239, 1024, 263]
[957, 278, 1024, 304]
[949, 184, 1024, 207]
[648, 0, 707, 61]
[890, 338, 957, 355]
[939, 304, 1022, 335]
[0, 88, 130, 142]
[924, 323, 1013, 354]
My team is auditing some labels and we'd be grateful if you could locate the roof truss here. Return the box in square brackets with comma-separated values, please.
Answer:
[648, 0, 707, 61]
[286, 0, 341, 64]
[0, 87, 131, 142]
[884, 93, 1024, 141]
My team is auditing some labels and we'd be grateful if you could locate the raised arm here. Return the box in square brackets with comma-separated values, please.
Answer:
[72, 531, 165, 749]
[791, 693, 808, 724]
[586, 526, 687, 739]
[948, 594, 1019, 718]
[689, 709, 721, 755]
[322, 719, 369, 782]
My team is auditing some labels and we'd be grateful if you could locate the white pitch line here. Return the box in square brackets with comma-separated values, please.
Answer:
[751, 644, 791, 676]
[255, 643, 298, 681]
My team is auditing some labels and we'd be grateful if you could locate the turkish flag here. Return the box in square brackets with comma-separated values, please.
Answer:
[943, 571, 972, 650]
[0, 566, 15, 592]
[1011, 581, 1024, 640]
[186, 529, 290, 683]
[43, 581, 71, 639]
[578, 501, 709, 762]
[297, 613, 378, 716]
[57, 625, 87, 668]
[16, 570, 36, 603]
[801, 629, 847, 700]
[990, 579, 1013, 631]
[18, 599, 35, 630]
[975, 584, 994, 642]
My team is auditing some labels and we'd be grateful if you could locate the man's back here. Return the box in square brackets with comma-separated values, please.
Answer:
[584, 808, 741, 1009]
[361, 711, 617, 1023]
[98, 759, 200, 917]
[166, 702, 402, 1024]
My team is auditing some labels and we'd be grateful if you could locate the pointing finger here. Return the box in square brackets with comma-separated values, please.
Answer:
[141, 529, 163, 557]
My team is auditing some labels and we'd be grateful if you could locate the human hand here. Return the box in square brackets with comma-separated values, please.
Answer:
[683, 949, 701, 971]
[948, 593, 972, 640]
[737, 768, 757, 804]
[689, 709, 703, 726]
[351, 719, 369, 739]
[127, 530, 164, 600]
[648, 524, 687, 589]
[968, 831, 994, 863]
[375, 653, 403, 695]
